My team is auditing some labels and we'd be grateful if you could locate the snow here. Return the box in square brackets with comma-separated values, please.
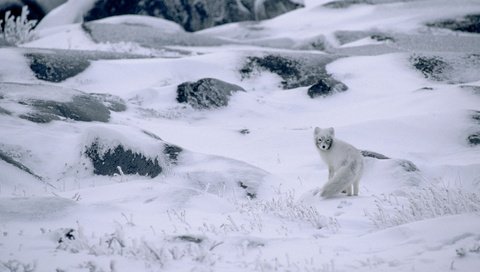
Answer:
[1, 0, 480, 271]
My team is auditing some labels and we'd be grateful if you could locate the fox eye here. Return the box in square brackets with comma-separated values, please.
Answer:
[317, 139, 322, 142]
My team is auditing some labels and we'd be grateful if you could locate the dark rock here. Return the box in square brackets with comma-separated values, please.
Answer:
[370, 34, 394, 42]
[471, 111, 480, 123]
[175, 235, 203, 244]
[361, 150, 390, 160]
[24, 48, 150, 82]
[238, 181, 256, 199]
[240, 54, 336, 89]
[255, 0, 304, 20]
[239, 129, 250, 135]
[307, 77, 348, 98]
[460, 85, 480, 95]
[19, 95, 110, 123]
[0, 149, 44, 181]
[427, 14, 480, 34]
[410, 55, 449, 81]
[89, 93, 127, 112]
[84, 0, 303, 32]
[397, 159, 419, 172]
[25, 52, 90, 82]
[0, 106, 11, 115]
[323, 0, 367, 9]
[85, 140, 163, 177]
[410, 54, 480, 83]
[164, 144, 182, 164]
[468, 133, 480, 145]
[82, 22, 230, 49]
[0, 82, 111, 123]
[176, 78, 245, 109]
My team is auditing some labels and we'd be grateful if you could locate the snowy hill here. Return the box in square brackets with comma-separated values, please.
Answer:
[1, 0, 480, 271]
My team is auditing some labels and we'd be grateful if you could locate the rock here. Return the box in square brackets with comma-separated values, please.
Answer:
[410, 55, 449, 81]
[26, 52, 90, 82]
[471, 110, 480, 123]
[0, 149, 44, 181]
[468, 133, 480, 146]
[240, 53, 336, 89]
[20, 95, 110, 123]
[427, 14, 480, 34]
[176, 78, 245, 110]
[84, 0, 303, 32]
[89, 93, 127, 112]
[163, 144, 182, 165]
[361, 150, 390, 160]
[83, 127, 182, 178]
[307, 77, 348, 98]
[0, 82, 111, 123]
[85, 141, 163, 177]
[24, 48, 150, 83]
[323, 0, 366, 9]
[410, 54, 480, 83]
[82, 22, 230, 50]
[361, 150, 419, 172]
[0, 106, 11, 115]
[397, 159, 419, 172]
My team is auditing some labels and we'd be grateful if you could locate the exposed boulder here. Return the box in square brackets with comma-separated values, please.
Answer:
[26, 52, 90, 82]
[85, 140, 163, 177]
[84, 0, 303, 32]
[410, 54, 480, 84]
[82, 127, 182, 178]
[410, 55, 449, 81]
[89, 93, 127, 112]
[468, 111, 480, 146]
[0, 149, 44, 181]
[361, 150, 390, 160]
[307, 77, 348, 98]
[323, 0, 404, 9]
[176, 78, 245, 110]
[468, 133, 480, 146]
[0, 82, 111, 123]
[240, 53, 337, 89]
[20, 95, 110, 123]
[82, 22, 230, 50]
[24, 48, 149, 83]
[427, 14, 480, 34]
[361, 150, 419, 172]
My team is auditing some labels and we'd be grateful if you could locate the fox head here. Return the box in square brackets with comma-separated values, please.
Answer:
[314, 127, 334, 151]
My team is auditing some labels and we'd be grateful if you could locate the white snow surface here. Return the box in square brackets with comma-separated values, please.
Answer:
[1, 1, 480, 271]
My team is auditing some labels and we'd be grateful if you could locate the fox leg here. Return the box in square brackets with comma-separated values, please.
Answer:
[328, 166, 335, 180]
[353, 176, 360, 196]
[346, 184, 353, 196]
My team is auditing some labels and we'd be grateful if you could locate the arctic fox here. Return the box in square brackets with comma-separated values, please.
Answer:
[314, 127, 364, 198]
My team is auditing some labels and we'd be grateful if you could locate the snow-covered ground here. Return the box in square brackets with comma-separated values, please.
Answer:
[1, 0, 480, 271]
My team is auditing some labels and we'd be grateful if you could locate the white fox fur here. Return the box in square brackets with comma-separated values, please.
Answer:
[314, 127, 364, 198]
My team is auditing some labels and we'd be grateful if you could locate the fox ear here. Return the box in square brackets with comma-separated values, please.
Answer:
[327, 127, 335, 136]
[314, 127, 321, 134]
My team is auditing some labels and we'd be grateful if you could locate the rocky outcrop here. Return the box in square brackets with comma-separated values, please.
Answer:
[240, 53, 337, 89]
[24, 48, 149, 83]
[89, 93, 127, 112]
[427, 14, 480, 34]
[84, 0, 303, 32]
[307, 77, 348, 98]
[410, 54, 480, 84]
[0, 82, 111, 123]
[85, 140, 164, 177]
[176, 78, 245, 110]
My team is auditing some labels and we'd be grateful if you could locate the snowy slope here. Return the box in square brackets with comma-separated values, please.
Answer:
[1, 0, 480, 271]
